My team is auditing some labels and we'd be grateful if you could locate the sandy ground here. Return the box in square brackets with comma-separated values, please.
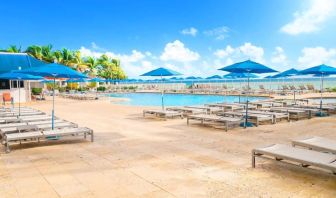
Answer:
[0, 95, 336, 198]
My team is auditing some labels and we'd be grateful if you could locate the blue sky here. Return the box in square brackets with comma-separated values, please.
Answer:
[1, 0, 336, 77]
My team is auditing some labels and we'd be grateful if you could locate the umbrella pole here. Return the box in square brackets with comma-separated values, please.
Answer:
[244, 74, 250, 128]
[18, 80, 21, 116]
[161, 75, 164, 110]
[320, 74, 324, 115]
[52, 77, 56, 130]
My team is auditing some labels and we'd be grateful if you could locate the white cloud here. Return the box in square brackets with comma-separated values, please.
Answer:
[181, 27, 198, 36]
[160, 40, 200, 62]
[213, 42, 265, 64]
[297, 47, 336, 68]
[204, 26, 229, 40]
[281, 0, 336, 35]
[271, 47, 288, 68]
[214, 46, 234, 58]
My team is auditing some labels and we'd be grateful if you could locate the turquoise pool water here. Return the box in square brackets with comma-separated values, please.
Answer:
[108, 93, 267, 106]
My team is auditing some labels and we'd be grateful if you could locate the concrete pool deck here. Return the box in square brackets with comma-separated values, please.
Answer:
[0, 93, 335, 197]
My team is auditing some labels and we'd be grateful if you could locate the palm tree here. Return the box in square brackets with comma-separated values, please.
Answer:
[61, 48, 74, 66]
[7, 45, 21, 53]
[41, 44, 54, 62]
[83, 56, 97, 76]
[25, 45, 42, 60]
[53, 50, 63, 63]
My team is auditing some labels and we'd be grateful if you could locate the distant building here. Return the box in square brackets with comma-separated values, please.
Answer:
[0, 52, 45, 102]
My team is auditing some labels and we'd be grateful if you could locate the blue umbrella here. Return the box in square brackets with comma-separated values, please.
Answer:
[219, 60, 277, 128]
[186, 76, 198, 80]
[16, 63, 88, 129]
[299, 64, 336, 116]
[272, 68, 300, 103]
[206, 75, 222, 80]
[89, 77, 106, 83]
[223, 72, 259, 79]
[0, 72, 43, 115]
[141, 67, 182, 110]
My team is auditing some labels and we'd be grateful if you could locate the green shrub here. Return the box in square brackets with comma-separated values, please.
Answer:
[31, 88, 42, 95]
[59, 87, 66, 93]
[97, 86, 106, 91]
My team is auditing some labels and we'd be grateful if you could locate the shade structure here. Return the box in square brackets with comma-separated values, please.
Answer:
[16, 63, 88, 129]
[185, 76, 198, 80]
[140, 67, 182, 77]
[141, 67, 182, 110]
[66, 78, 88, 83]
[223, 72, 259, 79]
[0, 72, 43, 115]
[299, 64, 336, 116]
[219, 60, 277, 128]
[89, 77, 106, 83]
[272, 68, 299, 78]
[206, 75, 222, 80]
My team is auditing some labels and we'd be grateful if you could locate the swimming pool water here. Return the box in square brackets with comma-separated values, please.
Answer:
[108, 93, 267, 106]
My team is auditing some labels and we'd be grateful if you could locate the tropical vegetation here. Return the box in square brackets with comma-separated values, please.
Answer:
[1, 45, 127, 80]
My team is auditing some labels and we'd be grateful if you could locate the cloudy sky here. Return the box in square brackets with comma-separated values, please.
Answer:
[1, 0, 336, 77]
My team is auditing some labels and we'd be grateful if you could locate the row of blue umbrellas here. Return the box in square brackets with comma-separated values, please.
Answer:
[141, 61, 336, 128]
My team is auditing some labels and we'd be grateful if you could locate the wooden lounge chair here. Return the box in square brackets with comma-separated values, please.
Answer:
[292, 136, 336, 154]
[219, 111, 274, 126]
[187, 114, 242, 131]
[3, 127, 94, 152]
[247, 110, 289, 123]
[143, 109, 183, 119]
[166, 107, 205, 116]
[252, 144, 336, 175]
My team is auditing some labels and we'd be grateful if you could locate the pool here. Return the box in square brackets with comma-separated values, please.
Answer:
[108, 93, 267, 106]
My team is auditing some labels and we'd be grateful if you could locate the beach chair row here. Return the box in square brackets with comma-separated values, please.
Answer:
[0, 107, 94, 153]
[252, 136, 336, 175]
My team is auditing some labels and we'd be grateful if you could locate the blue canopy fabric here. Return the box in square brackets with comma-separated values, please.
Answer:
[89, 77, 106, 82]
[141, 67, 182, 77]
[299, 64, 336, 75]
[272, 68, 299, 78]
[264, 75, 274, 79]
[186, 76, 198, 80]
[223, 72, 259, 79]
[0, 53, 45, 74]
[16, 63, 87, 78]
[299, 64, 336, 116]
[66, 78, 88, 83]
[218, 60, 277, 74]
[0, 72, 43, 80]
[206, 75, 222, 79]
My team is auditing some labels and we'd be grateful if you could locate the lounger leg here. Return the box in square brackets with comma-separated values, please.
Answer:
[91, 130, 94, 142]
[5, 138, 10, 153]
[225, 122, 228, 132]
[84, 132, 87, 139]
[187, 118, 189, 125]
[252, 151, 256, 168]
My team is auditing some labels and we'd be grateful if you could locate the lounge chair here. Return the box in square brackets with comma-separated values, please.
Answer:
[3, 127, 93, 152]
[252, 144, 336, 175]
[166, 107, 205, 116]
[143, 109, 183, 119]
[187, 114, 242, 131]
[219, 111, 274, 126]
[292, 136, 336, 154]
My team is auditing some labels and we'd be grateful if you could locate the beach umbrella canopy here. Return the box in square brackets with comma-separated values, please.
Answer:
[16, 63, 88, 130]
[0, 72, 44, 115]
[141, 67, 182, 110]
[206, 75, 222, 79]
[16, 63, 87, 78]
[89, 77, 106, 83]
[219, 60, 277, 74]
[223, 72, 259, 79]
[299, 64, 336, 116]
[140, 67, 182, 77]
[218, 60, 277, 128]
[272, 68, 299, 78]
[186, 76, 198, 80]
[299, 64, 336, 75]
[66, 78, 88, 83]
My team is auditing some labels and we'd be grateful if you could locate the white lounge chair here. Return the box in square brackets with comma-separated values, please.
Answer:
[252, 144, 336, 175]
[292, 136, 336, 154]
